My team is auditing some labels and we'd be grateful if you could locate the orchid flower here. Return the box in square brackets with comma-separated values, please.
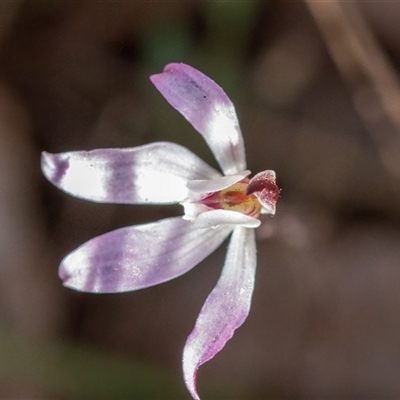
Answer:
[41, 63, 279, 400]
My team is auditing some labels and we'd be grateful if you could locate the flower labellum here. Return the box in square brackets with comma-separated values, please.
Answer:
[41, 63, 280, 399]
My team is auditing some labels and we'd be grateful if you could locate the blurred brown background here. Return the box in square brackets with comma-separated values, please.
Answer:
[1, 1, 400, 399]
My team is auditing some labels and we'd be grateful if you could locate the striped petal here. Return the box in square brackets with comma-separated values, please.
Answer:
[183, 226, 257, 400]
[59, 217, 233, 293]
[150, 63, 246, 175]
[41, 142, 219, 204]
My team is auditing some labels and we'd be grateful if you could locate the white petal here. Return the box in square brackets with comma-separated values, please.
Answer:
[186, 170, 251, 193]
[183, 226, 257, 400]
[59, 217, 233, 293]
[193, 210, 261, 229]
[41, 142, 220, 204]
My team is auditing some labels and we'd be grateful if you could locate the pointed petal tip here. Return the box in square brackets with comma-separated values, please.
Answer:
[58, 251, 83, 292]
[149, 73, 159, 86]
[149, 62, 182, 86]
[58, 262, 68, 283]
[41, 151, 69, 187]
[183, 349, 201, 400]
[185, 378, 201, 400]
[150, 62, 193, 76]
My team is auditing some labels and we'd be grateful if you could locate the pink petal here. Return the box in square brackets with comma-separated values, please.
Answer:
[41, 142, 219, 204]
[59, 217, 233, 293]
[150, 63, 246, 175]
[182, 226, 257, 400]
